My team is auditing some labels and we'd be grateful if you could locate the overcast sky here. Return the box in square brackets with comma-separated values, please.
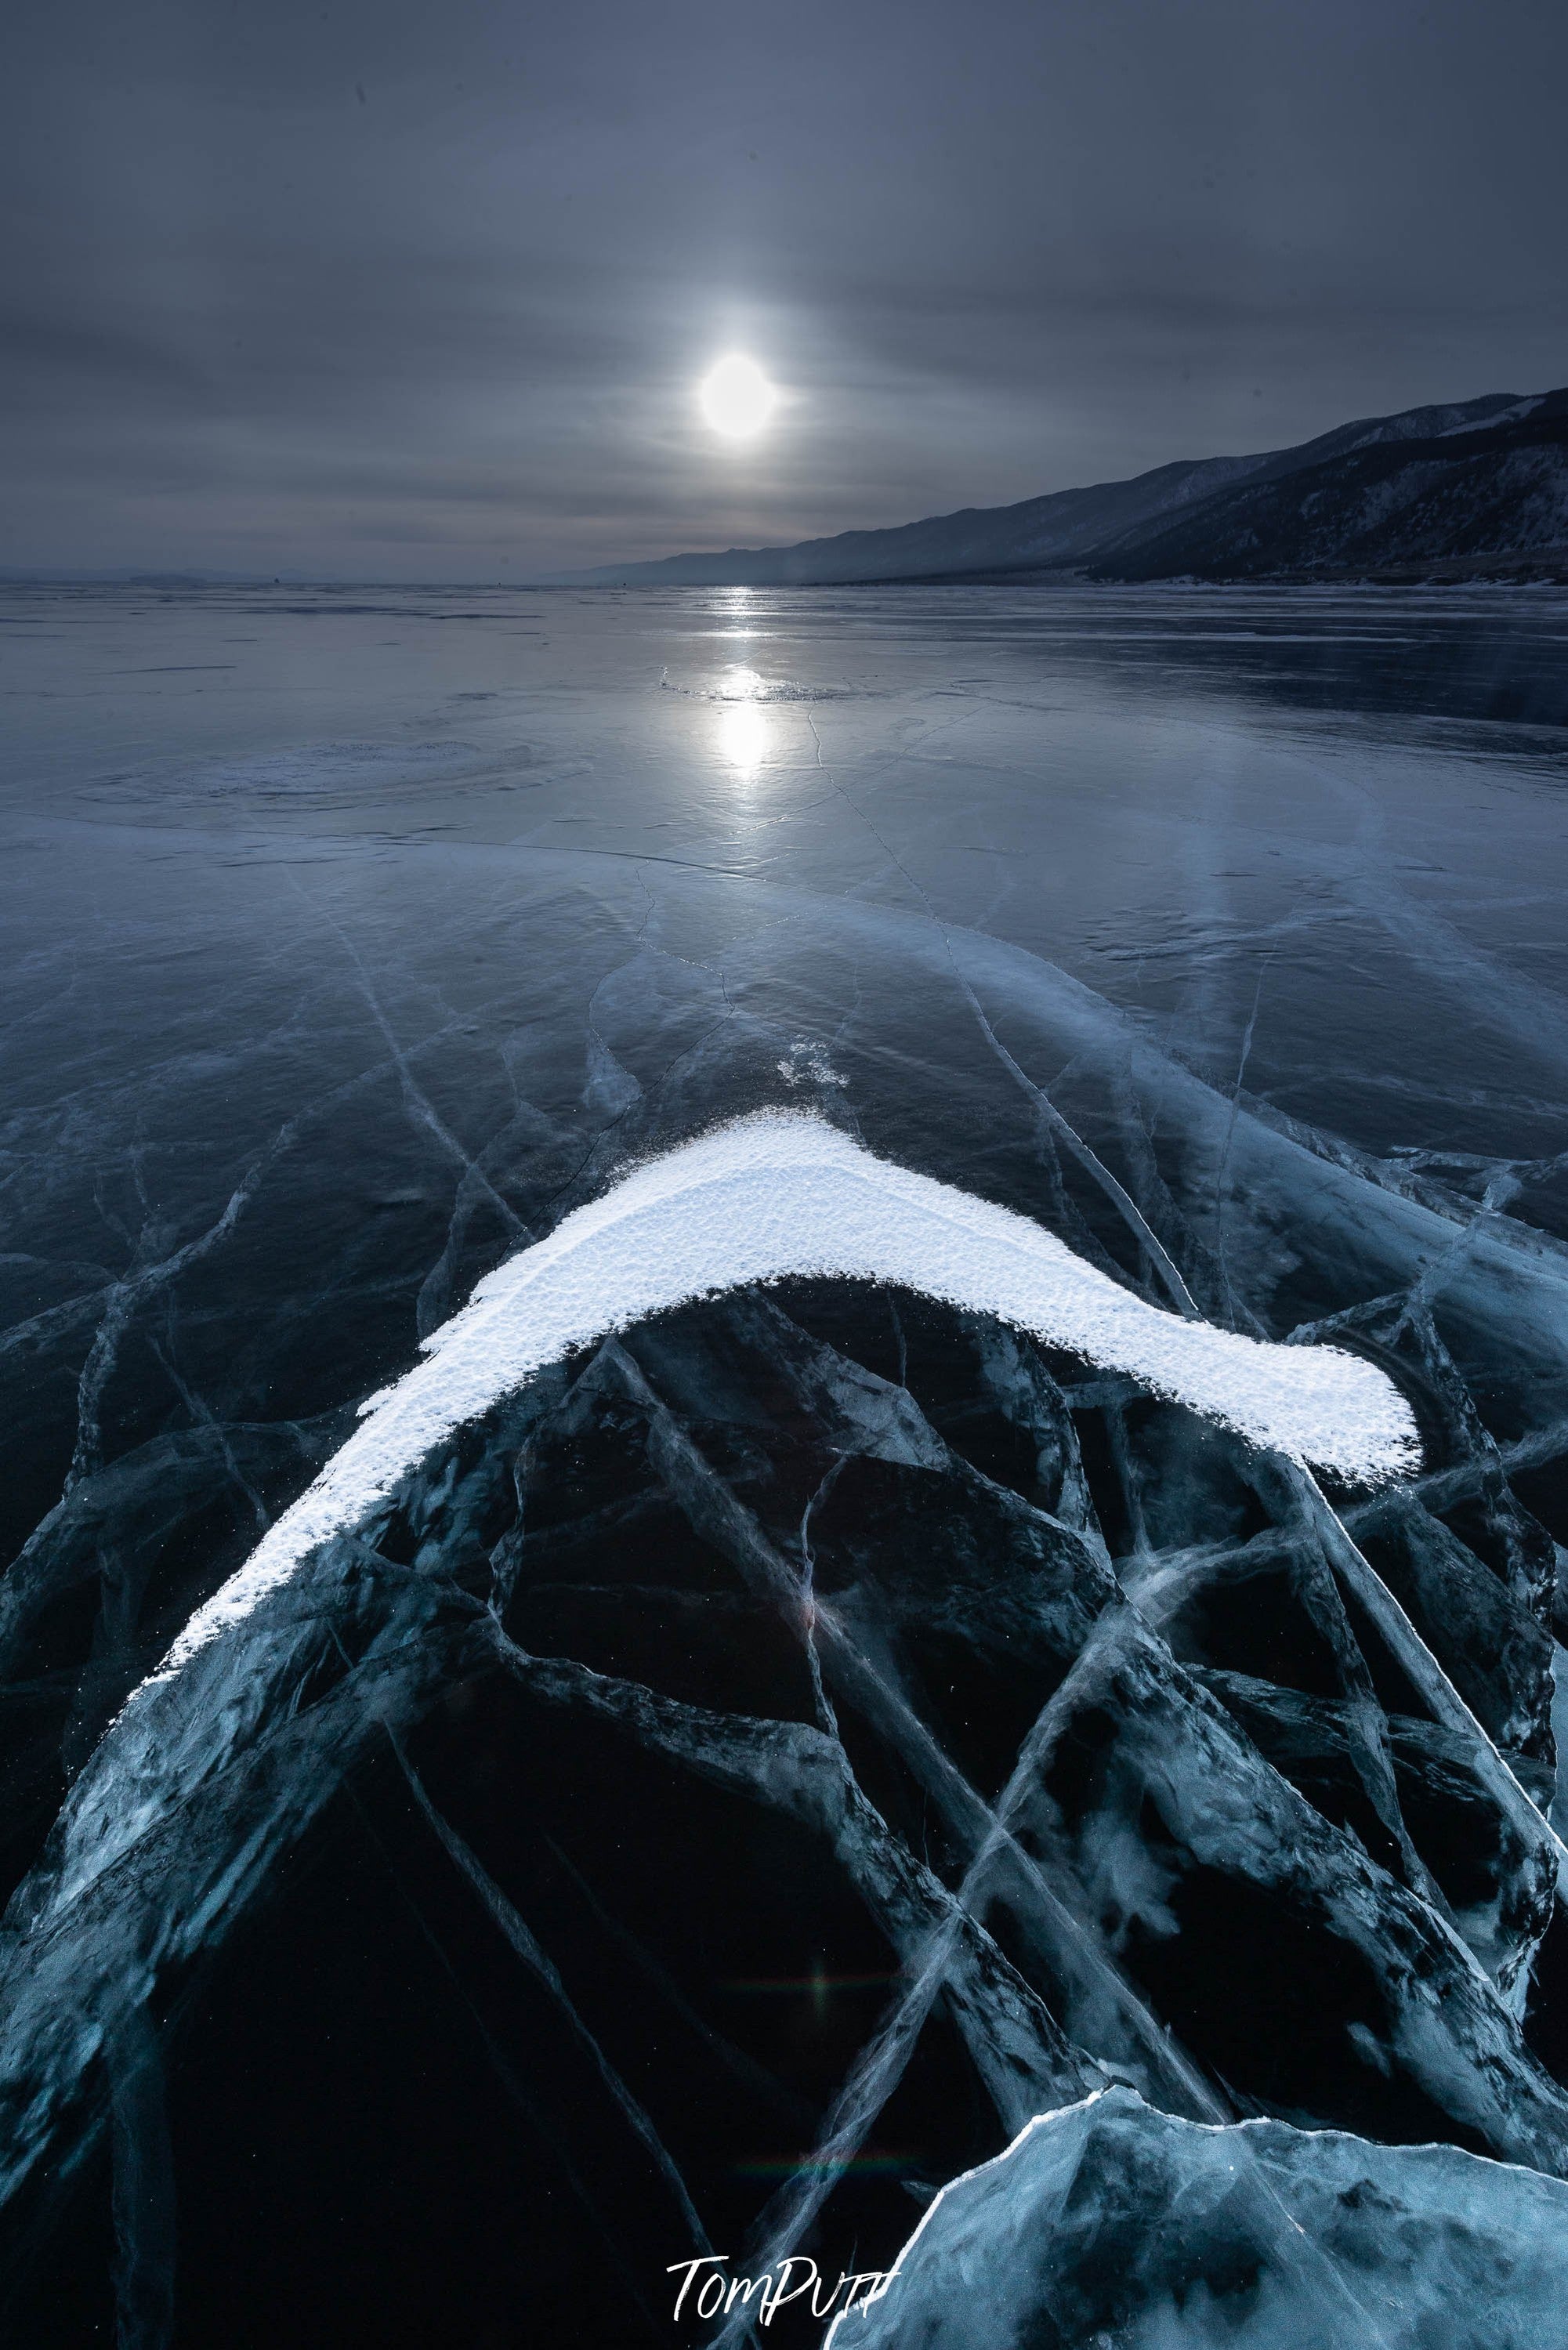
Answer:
[4, 0, 1566, 579]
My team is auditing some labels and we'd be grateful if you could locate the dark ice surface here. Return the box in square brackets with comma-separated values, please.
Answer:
[2, 581, 1568, 2347]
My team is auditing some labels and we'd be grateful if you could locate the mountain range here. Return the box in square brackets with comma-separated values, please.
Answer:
[567, 387, 1568, 587]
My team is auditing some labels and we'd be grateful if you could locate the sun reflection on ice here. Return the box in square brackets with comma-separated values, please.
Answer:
[717, 696, 770, 780]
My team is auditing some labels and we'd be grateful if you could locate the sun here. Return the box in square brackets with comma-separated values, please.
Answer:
[699, 354, 777, 440]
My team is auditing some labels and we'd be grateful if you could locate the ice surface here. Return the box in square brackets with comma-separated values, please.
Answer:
[2, 581, 1568, 2345]
[827, 2085, 1568, 2348]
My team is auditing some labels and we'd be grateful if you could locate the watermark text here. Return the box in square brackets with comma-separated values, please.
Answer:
[668, 2254, 890, 2327]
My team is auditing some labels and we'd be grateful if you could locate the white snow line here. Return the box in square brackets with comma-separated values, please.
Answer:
[140, 1110, 1418, 1693]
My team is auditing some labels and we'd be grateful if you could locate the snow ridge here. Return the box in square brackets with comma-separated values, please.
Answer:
[145, 1110, 1418, 1689]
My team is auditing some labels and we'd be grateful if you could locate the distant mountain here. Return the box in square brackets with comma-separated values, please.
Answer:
[566, 389, 1568, 587]
[1083, 392, 1568, 581]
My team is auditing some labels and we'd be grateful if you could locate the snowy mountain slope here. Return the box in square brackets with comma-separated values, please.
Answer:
[1091, 389, 1568, 581]
[564, 392, 1542, 585]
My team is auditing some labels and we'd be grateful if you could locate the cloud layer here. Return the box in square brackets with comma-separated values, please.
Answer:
[5, 0, 1566, 575]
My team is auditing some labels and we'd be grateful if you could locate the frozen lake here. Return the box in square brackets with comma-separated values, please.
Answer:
[4, 581, 1568, 2345]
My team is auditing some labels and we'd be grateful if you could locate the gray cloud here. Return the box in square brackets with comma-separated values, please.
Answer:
[3, 0, 1566, 576]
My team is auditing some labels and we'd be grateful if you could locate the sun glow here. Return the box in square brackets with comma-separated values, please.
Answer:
[699, 354, 777, 440]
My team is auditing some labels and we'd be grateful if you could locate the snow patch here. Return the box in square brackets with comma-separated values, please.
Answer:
[142, 1110, 1418, 1691]
[776, 1042, 848, 1088]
